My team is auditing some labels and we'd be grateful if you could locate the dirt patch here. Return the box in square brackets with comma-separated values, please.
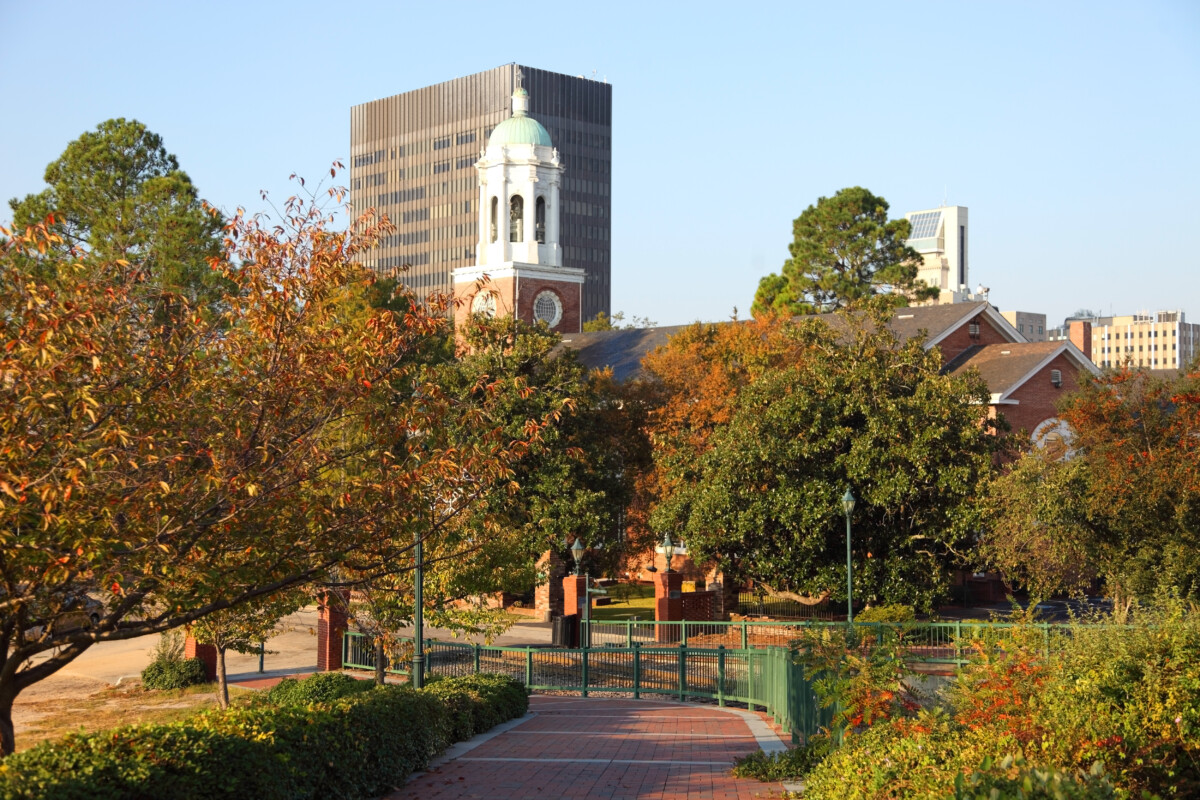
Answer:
[12, 677, 238, 753]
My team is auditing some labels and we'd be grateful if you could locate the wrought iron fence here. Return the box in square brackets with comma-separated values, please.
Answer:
[579, 619, 1067, 667]
[341, 631, 833, 743]
[737, 592, 840, 620]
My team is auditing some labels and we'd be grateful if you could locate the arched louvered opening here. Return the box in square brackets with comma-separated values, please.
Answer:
[510, 195, 524, 242]
[535, 196, 546, 244]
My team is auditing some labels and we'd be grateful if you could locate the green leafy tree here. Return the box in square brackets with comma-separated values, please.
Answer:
[582, 310, 658, 331]
[190, 589, 306, 708]
[7, 118, 224, 304]
[983, 366, 1200, 606]
[652, 306, 1000, 610]
[752, 186, 934, 317]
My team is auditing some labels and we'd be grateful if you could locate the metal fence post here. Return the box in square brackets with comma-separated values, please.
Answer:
[717, 645, 726, 707]
[525, 646, 533, 688]
[954, 621, 962, 668]
[678, 643, 686, 702]
[626, 622, 633, 648]
[632, 643, 641, 699]
[581, 645, 589, 698]
[474, 642, 481, 675]
[741, 622, 748, 650]
[682, 622, 688, 647]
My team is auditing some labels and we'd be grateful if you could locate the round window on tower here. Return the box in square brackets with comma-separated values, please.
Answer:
[533, 290, 563, 328]
[471, 292, 497, 318]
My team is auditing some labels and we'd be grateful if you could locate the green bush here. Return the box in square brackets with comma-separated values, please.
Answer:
[854, 604, 916, 623]
[264, 671, 372, 706]
[732, 733, 832, 782]
[423, 674, 528, 741]
[0, 673, 527, 800]
[953, 756, 1122, 800]
[140, 656, 208, 690]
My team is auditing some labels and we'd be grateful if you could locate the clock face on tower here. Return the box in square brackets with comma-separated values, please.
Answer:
[471, 292, 497, 317]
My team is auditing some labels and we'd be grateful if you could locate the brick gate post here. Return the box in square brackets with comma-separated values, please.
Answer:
[317, 589, 350, 671]
[654, 571, 684, 643]
[184, 636, 218, 681]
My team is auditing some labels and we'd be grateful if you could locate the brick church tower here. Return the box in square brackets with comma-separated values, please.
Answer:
[452, 70, 585, 334]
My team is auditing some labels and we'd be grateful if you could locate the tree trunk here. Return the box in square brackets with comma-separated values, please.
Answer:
[374, 639, 385, 686]
[216, 645, 229, 710]
[0, 683, 15, 757]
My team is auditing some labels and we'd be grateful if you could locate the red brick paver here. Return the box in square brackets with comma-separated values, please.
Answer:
[388, 695, 789, 800]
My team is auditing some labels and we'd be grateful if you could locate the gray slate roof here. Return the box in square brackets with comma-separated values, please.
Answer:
[558, 303, 997, 383]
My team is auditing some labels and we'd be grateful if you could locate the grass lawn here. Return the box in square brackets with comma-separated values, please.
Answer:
[588, 583, 657, 621]
[14, 681, 253, 752]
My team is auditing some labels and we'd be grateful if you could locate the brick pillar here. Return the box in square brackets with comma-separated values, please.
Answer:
[563, 574, 587, 647]
[654, 571, 684, 643]
[535, 549, 567, 621]
[1069, 320, 1092, 362]
[317, 589, 349, 672]
[184, 635, 218, 681]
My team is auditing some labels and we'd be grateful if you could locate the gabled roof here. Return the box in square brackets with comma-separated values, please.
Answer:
[558, 303, 1030, 385]
[946, 341, 1100, 403]
[812, 302, 1025, 349]
[556, 325, 690, 382]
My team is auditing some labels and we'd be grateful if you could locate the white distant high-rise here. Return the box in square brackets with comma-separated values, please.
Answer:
[905, 205, 972, 304]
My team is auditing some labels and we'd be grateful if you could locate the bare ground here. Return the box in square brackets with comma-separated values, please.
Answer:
[12, 673, 244, 753]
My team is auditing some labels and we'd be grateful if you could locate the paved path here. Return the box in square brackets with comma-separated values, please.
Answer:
[388, 695, 790, 800]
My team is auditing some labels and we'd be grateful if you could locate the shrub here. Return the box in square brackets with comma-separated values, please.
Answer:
[953, 756, 1122, 800]
[802, 713, 1026, 799]
[422, 674, 528, 741]
[141, 656, 208, 690]
[264, 671, 372, 706]
[732, 733, 832, 782]
[0, 672, 528, 800]
[854, 604, 916, 623]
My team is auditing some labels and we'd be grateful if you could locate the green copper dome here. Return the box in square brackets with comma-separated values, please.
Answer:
[488, 87, 553, 147]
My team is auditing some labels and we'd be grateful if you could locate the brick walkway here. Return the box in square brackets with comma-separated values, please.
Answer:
[387, 695, 791, 800]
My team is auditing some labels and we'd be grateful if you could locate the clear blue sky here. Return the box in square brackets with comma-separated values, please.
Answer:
[2, 1, 1197, 328]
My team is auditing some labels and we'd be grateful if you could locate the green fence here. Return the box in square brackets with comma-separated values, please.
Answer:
[342, 631, 833, 743]
[580, 619, 1066, 667]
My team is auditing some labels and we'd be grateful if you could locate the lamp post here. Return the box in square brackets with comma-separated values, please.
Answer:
[661, 531, 676, 573]
[570, 537, 585, 576]
[841, 488, 856, 625]
[412, 529, 425, 689]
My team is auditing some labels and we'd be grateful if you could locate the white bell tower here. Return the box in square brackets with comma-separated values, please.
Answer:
[453, 70, 585, 334]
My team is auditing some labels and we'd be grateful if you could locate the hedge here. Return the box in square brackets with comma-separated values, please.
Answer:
[140, 656, 208, 691]
[0, 673, 528, 800]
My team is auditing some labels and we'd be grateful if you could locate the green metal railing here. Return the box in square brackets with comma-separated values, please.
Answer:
[580, 619, 1068, 667]
[342, 631, 833, 743]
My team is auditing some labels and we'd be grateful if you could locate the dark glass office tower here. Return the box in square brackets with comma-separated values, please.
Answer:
[350, 64, 612, 323]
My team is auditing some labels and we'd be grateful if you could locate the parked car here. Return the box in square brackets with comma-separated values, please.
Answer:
[23, 595, 104, 639]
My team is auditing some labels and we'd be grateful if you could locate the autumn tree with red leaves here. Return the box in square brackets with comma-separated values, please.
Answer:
[982, 365, 1200, 606]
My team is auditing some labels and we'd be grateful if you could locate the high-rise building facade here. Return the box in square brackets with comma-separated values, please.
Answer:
[1050, 310, 1199, 370]
[350, 64, 612, 322]
[905, 205, 970, 302]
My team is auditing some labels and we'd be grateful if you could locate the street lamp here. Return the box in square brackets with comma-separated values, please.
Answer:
[661, 531, 676, 573]
[570, 537, 585, 576]
[841, 488, 856, 625]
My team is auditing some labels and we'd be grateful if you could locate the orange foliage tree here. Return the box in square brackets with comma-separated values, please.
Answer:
[0, 175, 553, 754]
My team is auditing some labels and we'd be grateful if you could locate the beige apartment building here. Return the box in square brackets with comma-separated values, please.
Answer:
[1000, 311, 1047, 342]
[1055, 310, 1199, 370]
